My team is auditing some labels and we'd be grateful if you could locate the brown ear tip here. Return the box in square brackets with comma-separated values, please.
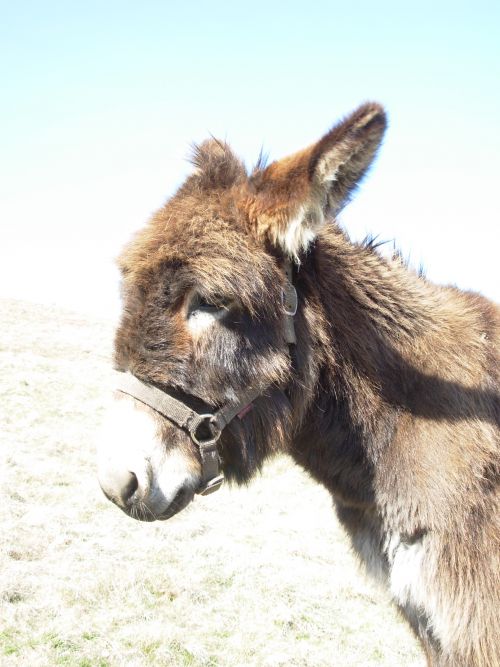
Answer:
[360, 100, 386, 113]
[357, 101, 388, 129]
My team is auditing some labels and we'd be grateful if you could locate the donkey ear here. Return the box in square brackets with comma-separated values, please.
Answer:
[189, 138, 246, 189]
[248, 103, 387, 259]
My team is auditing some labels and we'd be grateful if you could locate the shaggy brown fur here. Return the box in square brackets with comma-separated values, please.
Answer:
[111, 103, 499, 666]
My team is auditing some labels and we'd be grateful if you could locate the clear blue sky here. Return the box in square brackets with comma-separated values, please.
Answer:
[1, 1, 499, 315]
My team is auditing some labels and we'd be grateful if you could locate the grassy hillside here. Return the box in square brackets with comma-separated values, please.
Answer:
[0, 298, 423, 666]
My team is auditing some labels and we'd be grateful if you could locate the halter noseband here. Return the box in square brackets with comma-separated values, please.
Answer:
[115, 260, 297, 496]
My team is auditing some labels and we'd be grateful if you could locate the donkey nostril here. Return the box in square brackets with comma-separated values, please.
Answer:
[121, 471, 139, 503]
[101, 469, 139, 506]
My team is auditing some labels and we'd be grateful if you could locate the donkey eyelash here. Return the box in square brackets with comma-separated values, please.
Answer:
[188, 293, 232, 314]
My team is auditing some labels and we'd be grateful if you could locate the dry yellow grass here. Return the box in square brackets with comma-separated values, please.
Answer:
[0, 298, 424, 666]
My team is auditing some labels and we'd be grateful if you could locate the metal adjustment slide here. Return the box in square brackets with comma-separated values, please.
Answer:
[199, 474, 225, 495]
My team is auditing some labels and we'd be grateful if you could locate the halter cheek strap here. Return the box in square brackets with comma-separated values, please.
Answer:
[282, 259, 298, 344]
[115, 259, 297, 496]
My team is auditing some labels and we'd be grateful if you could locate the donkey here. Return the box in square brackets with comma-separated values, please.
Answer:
[97, 103, 499, 666]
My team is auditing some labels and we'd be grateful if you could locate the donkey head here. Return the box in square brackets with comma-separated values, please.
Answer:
[97, 103, 386, 520]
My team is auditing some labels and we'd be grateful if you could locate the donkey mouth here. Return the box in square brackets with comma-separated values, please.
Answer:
[99, 467, 195, 522]
[121, 484, 194, 522]
[155, 486, 194, 521]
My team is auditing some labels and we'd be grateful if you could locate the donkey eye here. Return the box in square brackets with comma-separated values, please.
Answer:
[190, 293, 231, 313]
[197, 299, 219, 312]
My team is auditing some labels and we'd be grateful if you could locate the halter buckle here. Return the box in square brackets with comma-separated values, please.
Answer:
[189, 414, 222, 447]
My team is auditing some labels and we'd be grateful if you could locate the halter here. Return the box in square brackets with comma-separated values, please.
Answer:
[115, 260, 297, 496]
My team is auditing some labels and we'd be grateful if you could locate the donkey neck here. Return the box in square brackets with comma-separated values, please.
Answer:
[310, 225, 443, 383]
[289, 225, 444, 499]
[316, 226, 435, 346]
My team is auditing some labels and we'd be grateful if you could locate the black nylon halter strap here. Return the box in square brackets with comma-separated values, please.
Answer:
[115, 371, 264, 495]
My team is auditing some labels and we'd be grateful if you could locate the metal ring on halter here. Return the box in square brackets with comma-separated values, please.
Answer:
[188, 414, 222, 447]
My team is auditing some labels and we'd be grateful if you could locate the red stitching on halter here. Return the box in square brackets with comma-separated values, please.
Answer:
[237, 403, 254, 420]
